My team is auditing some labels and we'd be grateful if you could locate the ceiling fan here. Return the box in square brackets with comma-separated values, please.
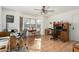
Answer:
[34, 6, 54, 15]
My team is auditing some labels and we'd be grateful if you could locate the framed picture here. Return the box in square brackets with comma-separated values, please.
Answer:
[6, 15, 14, 23]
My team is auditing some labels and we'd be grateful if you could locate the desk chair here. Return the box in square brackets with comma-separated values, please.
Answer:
[10, 36, 17, 51]
[50, 27, 62, 40]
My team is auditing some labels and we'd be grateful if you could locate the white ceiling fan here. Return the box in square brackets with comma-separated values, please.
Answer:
[34, 6, 54, 15]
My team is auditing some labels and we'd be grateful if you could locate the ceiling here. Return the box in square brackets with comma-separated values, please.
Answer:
[2, 6, 79, 16]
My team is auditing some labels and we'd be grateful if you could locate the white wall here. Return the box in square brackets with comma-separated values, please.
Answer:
[1, 8, 45, 35]
[38, 16, 45, 35]
[2, 8, 38, 32]
[42, 15, 49, 35]
[47, 9, 79, 41]
[34, 15, 48, 35]
[2, 8, 20, 32]
[0, 7, 2, 31]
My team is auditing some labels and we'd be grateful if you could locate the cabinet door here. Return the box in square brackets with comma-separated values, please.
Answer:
[60, 31, 68, 42]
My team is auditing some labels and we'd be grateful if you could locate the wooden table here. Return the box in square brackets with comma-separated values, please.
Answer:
[73, 43, 79, 52]
[28, 29, 36, 36]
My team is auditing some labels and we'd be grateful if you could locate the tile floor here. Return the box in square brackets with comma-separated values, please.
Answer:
[26, 35, 76, 52]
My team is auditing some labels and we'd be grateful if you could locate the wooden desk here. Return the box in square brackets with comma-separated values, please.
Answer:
[60, 23, 69, 42]
[60, 31, 69, 42]
[50, 22, 69, 42]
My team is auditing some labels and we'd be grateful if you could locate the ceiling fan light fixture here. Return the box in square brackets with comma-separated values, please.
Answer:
[34, 6, 54, 15]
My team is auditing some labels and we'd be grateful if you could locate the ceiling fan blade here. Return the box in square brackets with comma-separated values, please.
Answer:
[47, 10, 54, 12]
[34, 9, 41, 11]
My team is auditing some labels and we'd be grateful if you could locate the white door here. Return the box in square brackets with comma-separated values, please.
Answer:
[72, 15, 79, 41]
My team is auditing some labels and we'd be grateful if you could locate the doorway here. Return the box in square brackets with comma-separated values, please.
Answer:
[23, 18, 41, 37]
[19, 16, 23, 32]
[72, 15, 79, 41]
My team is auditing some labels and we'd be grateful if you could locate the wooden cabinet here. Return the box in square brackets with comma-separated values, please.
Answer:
[60, 31, 69, 42]
[60, 23, 69, 42]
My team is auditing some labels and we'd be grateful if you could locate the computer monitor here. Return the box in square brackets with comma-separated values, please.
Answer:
[56, 26, 63, 30]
